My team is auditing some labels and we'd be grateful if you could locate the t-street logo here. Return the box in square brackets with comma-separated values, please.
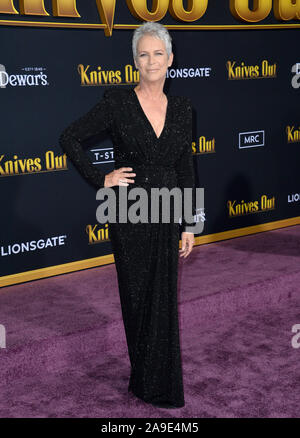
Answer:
[0, 64, 49, 88]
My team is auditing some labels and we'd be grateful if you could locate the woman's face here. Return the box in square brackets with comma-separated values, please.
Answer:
[134, 34, 173, 83]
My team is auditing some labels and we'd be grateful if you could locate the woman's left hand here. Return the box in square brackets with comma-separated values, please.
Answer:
[179, 232, 195, 258]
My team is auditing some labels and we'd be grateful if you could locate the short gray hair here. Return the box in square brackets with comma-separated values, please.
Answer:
[132, 21, 172, 60]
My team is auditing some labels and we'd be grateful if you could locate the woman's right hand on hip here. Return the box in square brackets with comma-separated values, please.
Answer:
[104, 167, 136, 187]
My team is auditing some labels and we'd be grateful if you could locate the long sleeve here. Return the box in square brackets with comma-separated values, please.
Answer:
[59, 88, 114, 189]
[175, 97, 196, 232]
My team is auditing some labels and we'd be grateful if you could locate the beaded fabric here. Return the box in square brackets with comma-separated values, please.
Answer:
[59, 86, 196, 408]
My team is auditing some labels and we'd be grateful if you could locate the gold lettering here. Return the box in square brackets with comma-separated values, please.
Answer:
[126, 0, 169, 22]
[125, 64, 140, 83]
[194, 136, 216, 154]
[274, 0, 300, 20]
[96, 0, 116, 36]
[262, 59, 277, 76]
[45, 150, 67, 170]
[227, 60, 276, 79]
[0, 152, 65, 175]
[169, 0, 208, 22]
[86, 224, 109, 243]
[19, 0, 49, 16]
[286, 125, 300, 142]
[0, 0, 18, 14]
[52, 0, 80, 17]
[0, 0, 299, 34]
[227, 200, 237, 216]
[261, 194, 275, 210]
[77, 64, 123, 85]
[78, 64, 90, 85]
[229, 0, 272, 22]
[228, 198, 261, 216]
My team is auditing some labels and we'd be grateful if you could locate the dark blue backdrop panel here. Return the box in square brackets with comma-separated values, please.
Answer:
[0, 2, 299, 279]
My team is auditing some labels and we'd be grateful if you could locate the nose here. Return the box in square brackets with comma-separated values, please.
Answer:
[148, 55, 156, 65]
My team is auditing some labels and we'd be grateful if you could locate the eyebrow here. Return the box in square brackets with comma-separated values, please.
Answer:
[138, 49, 164, 54]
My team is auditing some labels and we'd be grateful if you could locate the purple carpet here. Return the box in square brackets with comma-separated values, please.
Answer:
[0, 224, 300, 418]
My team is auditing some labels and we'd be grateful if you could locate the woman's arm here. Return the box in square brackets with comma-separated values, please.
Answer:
[59, 88, 114, 189]
[175, 97, 197, 233]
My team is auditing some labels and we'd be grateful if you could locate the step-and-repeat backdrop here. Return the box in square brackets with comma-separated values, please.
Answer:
[1, 1, 299, 285]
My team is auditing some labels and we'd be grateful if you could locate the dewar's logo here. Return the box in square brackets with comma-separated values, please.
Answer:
[0, 64, 49, 88]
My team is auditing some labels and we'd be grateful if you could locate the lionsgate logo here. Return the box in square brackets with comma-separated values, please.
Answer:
[96, 186, 205, 234]
[1, 235, 67, 257]
[288, 192, 300, 204]
[239, 130, 265, 149]
[0, 64, 49, 88]
[166, 66, 212, 79]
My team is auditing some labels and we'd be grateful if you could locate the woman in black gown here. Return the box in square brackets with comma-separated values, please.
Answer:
[59, 22, 196, 409]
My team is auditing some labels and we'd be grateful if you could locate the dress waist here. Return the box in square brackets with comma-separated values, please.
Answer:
[115, 161, 176, 186]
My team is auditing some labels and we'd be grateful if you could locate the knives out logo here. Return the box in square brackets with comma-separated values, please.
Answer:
[86, 223, 110, 243]
[192, 136, 216, 154]
[227, 195, 276, 217]
[0, 1, 299, 36]
[78, 64, 139, 86]
[286, 125, 300, 143]
[227, 60, 277, 79]
[0, 151, 67, 176]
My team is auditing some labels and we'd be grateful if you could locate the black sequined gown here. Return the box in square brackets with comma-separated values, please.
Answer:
[59, 86, 196, 408]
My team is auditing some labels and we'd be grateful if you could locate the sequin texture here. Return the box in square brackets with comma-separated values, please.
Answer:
[59, 86, 196, 408]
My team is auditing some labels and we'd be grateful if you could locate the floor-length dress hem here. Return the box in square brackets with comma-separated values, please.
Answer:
[128, 385, 185, 409]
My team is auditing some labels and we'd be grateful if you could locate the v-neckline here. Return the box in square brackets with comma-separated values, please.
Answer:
[131, 87, 170, 140]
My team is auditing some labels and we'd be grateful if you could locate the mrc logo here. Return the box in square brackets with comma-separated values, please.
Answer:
[239, 130, 265, 149]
